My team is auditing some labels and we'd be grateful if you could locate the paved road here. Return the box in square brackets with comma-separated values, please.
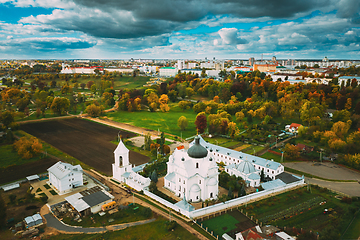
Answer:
[284, 162, 360, 181]
[306, 177, 360, 197]
[43, 213, 106, 233]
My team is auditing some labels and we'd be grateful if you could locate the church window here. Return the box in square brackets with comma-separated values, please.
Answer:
[168, 183, 170, 186]
[210, 192, 213, 198]
[179, 178, 181, 182]
[272, 171, 274, 174]
[196, 196, 199, 200]
[179, 186, 181, 191]
[225, 156, 227, 159]
[183, 180, 185, 184]
[69, 179, 71, 181]
[183, 188, 185, 193]
[119, 156, 123, 166]
[267, 169, 269, 172]
[69, 184, 71, 187]
[196, 163, 199, 168]
[199, 180, 201, 184]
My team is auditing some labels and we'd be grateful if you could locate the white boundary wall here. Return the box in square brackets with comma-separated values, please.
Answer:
[144, 179, 305, 219]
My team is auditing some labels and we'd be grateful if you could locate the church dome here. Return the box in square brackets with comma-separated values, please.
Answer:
[187, 137, 208, 159]
[237, 160, 256, 174]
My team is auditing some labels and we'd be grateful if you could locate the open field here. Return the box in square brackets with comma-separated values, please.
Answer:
[0, 157, 57, 185]
[200, 209, 255, 238]
[41, 217, 199, 240]
[20, 118, 149, 175]
[107, 104, 198, 139]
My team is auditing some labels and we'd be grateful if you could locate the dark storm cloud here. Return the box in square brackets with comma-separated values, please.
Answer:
[0, 37, 96, 52]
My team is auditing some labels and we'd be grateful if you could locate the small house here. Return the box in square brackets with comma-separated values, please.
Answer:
[48, 161, 83, 194]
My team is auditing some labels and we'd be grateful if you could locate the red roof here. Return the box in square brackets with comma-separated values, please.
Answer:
[290, 123, 302, 129]
[177, 145, 185, 150]
[244, 229, 264, 240]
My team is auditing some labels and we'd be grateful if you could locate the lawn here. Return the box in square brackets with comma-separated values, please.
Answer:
[242, 145, 265, 155]
[342, 210, 360, 240]
[62, 203, 152, 227]
[201, 213, 239, 237]
[260, 151, 282, 162]
[0, 144, 43, 168]
[107, 104, 198, 139]
[42, 217, 199, 240]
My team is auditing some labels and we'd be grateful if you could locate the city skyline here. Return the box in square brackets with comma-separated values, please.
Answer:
[0, 0, 359, 60]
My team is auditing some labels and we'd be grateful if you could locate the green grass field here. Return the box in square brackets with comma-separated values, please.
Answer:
[107, 104, 198, 138]
[42, 217, 199, 240]
[0, 144, 42, 168]
[260, 152, 282, 162]
[342, 211, 360, 240]
[201, 214, 239, 237]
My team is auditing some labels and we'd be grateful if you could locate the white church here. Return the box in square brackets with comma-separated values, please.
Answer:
[112, 140, 151, 191]
[164, 137, 219, 202]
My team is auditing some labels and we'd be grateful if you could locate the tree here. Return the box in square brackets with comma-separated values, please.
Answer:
[331, 121, 351, 139]
[260, 169, 265, 182]
[178, 101, 191, 111]
[101, 92, 115, 107]
[0, 111, 14, 129]
[151, 170, 158, 183]
[228, 187, 233, 199]
[147, 92, 159, 112]
[144, 133, 152, 151]
[86, 104, 103, 117]
[149, 181, 157, 193]
[159, 132, 165, 154]
[13, 137, 43, 159]
[195, 113, 207, 134]
[239, 185, 246, 197]
[50, 97, 70, 115]
[235, 112, 245, 122]
[91, 84, 97, 94]
[86, 80, 94, 89]
[284, 143, 300, 160]
[159, 94, 170, 112]
[177, 116, 188, 131]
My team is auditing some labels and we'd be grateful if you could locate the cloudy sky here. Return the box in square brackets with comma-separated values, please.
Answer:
[0, 0, 359, 59]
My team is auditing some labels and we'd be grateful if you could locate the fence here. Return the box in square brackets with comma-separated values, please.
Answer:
[143, 179, 305, 219]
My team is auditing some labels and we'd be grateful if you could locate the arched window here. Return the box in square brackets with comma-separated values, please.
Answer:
[196, 163, 199, 168]
[210, 192, 213, 198]
[119, 156, 123, 166]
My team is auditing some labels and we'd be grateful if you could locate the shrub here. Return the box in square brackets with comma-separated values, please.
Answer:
[165, 220, 178, 231]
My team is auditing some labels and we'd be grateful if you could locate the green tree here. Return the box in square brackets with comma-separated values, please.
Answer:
[91, 84, 97, 95]
[0, 111, 14, 129]
[151, 170, 158, 183]
[178, 101, 191, 111]
[144, 133, 152, 151]
[177, 116, 188, 131]
[50, 97, 70, 115]
[86, 104, 103, 117]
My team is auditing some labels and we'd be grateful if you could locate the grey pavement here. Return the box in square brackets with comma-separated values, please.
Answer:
[306, 177, 360, 197]
[44, 213, 106, 233]
[284, 161, 360, 181]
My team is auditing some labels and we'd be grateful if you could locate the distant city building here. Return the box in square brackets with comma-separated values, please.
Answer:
[253, 63, 277, 73]
[249, 57, 255, 66]
[159, 67, 178, 77]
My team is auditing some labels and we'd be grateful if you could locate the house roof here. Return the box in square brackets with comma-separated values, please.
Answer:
[174, 195, 195, 212]
[290, 123, 302, 129]
[261, 179, 286, 190]
[65, 193, 89, 212]
[275, 172, 302, 184]
[193, 135, 282, 171]
[164, 172, 175, 182]
[47, 161, 83, 180]
[82, 191, 112, 207]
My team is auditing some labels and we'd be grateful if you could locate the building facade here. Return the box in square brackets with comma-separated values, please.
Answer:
[164, 137, 219, 202]
[48, 161, 83, 194]
[112, 140, 150, 191]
